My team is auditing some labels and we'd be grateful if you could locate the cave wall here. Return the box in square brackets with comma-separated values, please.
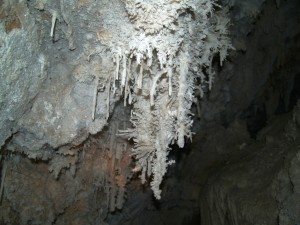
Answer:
[164, 1, 300, 224]
[0, 105, 132, 225]
[0, 1, 47, 148]
[199, 104, 300, 225]
[0, 0, 300, 224]
[200, 0, 300, 125]
[0, 0, 126, 157]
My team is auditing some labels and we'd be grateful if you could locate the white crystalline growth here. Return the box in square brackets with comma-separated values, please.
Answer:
[108, 0, 233, 199]
[125, 0, 196, 34]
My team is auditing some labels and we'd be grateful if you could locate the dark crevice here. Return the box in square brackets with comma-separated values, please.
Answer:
[288, 73, 300, 111]
[242, 102, 267, 139]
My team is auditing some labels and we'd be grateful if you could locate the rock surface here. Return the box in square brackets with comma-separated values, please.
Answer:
[1, 0, 300, 224]
[199, 104, 300, 225]
[0, 1, 47, 148]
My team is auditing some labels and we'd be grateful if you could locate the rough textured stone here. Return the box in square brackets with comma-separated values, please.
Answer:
[0, 1, 47, 148]
[199, 104, 300, 225]
[0, 111, 132, 224]
[1, 0, 300, 224]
